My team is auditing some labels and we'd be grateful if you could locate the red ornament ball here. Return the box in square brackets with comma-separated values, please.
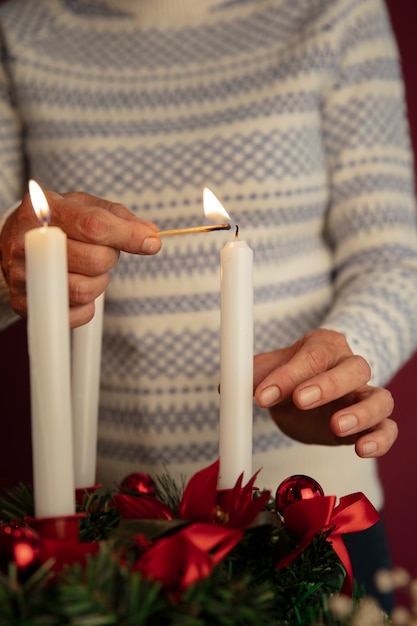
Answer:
[0, 524, 42, 582]
[119, 472, 156, 496]
[275, 474, 324, 515]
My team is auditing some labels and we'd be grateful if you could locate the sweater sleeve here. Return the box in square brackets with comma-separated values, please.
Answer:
[319, 0, 417, 385]
[0, 26, 26, 330]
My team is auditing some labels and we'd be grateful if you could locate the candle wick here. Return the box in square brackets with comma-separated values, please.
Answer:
[235, 225, 239, 239]
[37, 208, 51, 227]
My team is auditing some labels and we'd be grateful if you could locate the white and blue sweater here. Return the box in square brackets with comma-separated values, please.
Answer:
[0, 0, 416, 506]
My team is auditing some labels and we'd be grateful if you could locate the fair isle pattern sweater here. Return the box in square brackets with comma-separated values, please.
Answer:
[0, 0, 417, 506]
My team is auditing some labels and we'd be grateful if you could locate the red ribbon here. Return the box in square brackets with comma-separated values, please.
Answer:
[276, 492, 380, 595]
[134, 523, 243, 596]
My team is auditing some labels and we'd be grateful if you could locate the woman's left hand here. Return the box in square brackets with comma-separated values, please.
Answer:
[253, 329, 397, 457]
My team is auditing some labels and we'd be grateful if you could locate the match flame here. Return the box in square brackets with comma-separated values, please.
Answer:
[28, 179, 50, 226]
[203, 188, 231, 222]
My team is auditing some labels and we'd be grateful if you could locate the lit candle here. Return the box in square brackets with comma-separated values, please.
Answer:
[71, 291, 104, 488]
[203, 188, 253, 489]
[25, 180, 75, 517]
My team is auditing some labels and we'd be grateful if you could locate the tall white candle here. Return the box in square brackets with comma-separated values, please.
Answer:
[202, 188, 254, 489]
[25, 180, 75, 518]
[219, 236, 254, 488]
[71, 291, 104, 488]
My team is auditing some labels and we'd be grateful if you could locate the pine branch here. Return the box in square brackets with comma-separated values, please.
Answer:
[0, 558, 56, 625]
[56, 545, 167, 625]
[0, 483, 34, 522]
[154, 471, 186, 516]
[77, 491, 120, 542]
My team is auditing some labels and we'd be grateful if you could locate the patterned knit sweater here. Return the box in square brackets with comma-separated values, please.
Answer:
[1, 0, 416, 507]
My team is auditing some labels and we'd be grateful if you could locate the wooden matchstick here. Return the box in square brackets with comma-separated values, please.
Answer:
[157, 223, 231, 237]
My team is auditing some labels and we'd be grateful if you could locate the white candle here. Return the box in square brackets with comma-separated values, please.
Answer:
[25, 180, 75, 518]
[219, 237, 254, 488]
[203, 188, 254, 489]
[71, 291, 104, 488]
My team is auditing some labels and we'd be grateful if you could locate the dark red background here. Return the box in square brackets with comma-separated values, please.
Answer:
[0, 0, 416, 592]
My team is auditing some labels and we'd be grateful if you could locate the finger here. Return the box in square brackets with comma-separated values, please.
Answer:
[3, 253, 25, 294]
[253, 348, 289, 388]
[8, 293, 27, 318]
[255, 330, 353, 408]
[0, 207, 27, 284]
[68, 272, 110, 306]
[3, 259, 26, 315]
[62, 191, 158, 229]
[354, 418, 398, 457]
[48, 196, 161, 255]
[330, 385, 394, 438]
[293, 355, 371, 409]
[66, 238, 119, 276]
[69, 301, 96, 328]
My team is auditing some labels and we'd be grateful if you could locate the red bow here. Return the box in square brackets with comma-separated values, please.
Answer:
[276, 493, 379, 595]
[134, 523, 243, 597]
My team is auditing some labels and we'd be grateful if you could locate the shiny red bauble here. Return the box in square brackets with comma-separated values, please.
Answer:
[275, 474, 324, 515]
[0, 523, 42, 582]
[119, 472, 157, 496]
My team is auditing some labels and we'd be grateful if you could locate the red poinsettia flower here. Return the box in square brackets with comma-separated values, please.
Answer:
[114, 460, 270, 529]
[177, 460, 220, 522]
[133, 522, 243, 597]
[178, 460, 271, 529]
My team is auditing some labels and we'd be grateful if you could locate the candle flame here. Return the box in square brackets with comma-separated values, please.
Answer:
[203, 188, 232, 222]
[28, 179, 51, 226]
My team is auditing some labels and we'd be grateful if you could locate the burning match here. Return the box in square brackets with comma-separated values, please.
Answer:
[157, 223, 231, 237]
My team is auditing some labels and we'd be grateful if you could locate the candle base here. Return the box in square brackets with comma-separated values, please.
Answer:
[28, 512, 86, 541]
[26, 513, 99, 572]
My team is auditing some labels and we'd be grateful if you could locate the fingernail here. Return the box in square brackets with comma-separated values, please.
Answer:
[362, 441, 378, 456]
[338, 414, 358, 433]
[259, 385, 281, 407]
[141, 237, 161, 254]
[298, 385, 321, 407]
